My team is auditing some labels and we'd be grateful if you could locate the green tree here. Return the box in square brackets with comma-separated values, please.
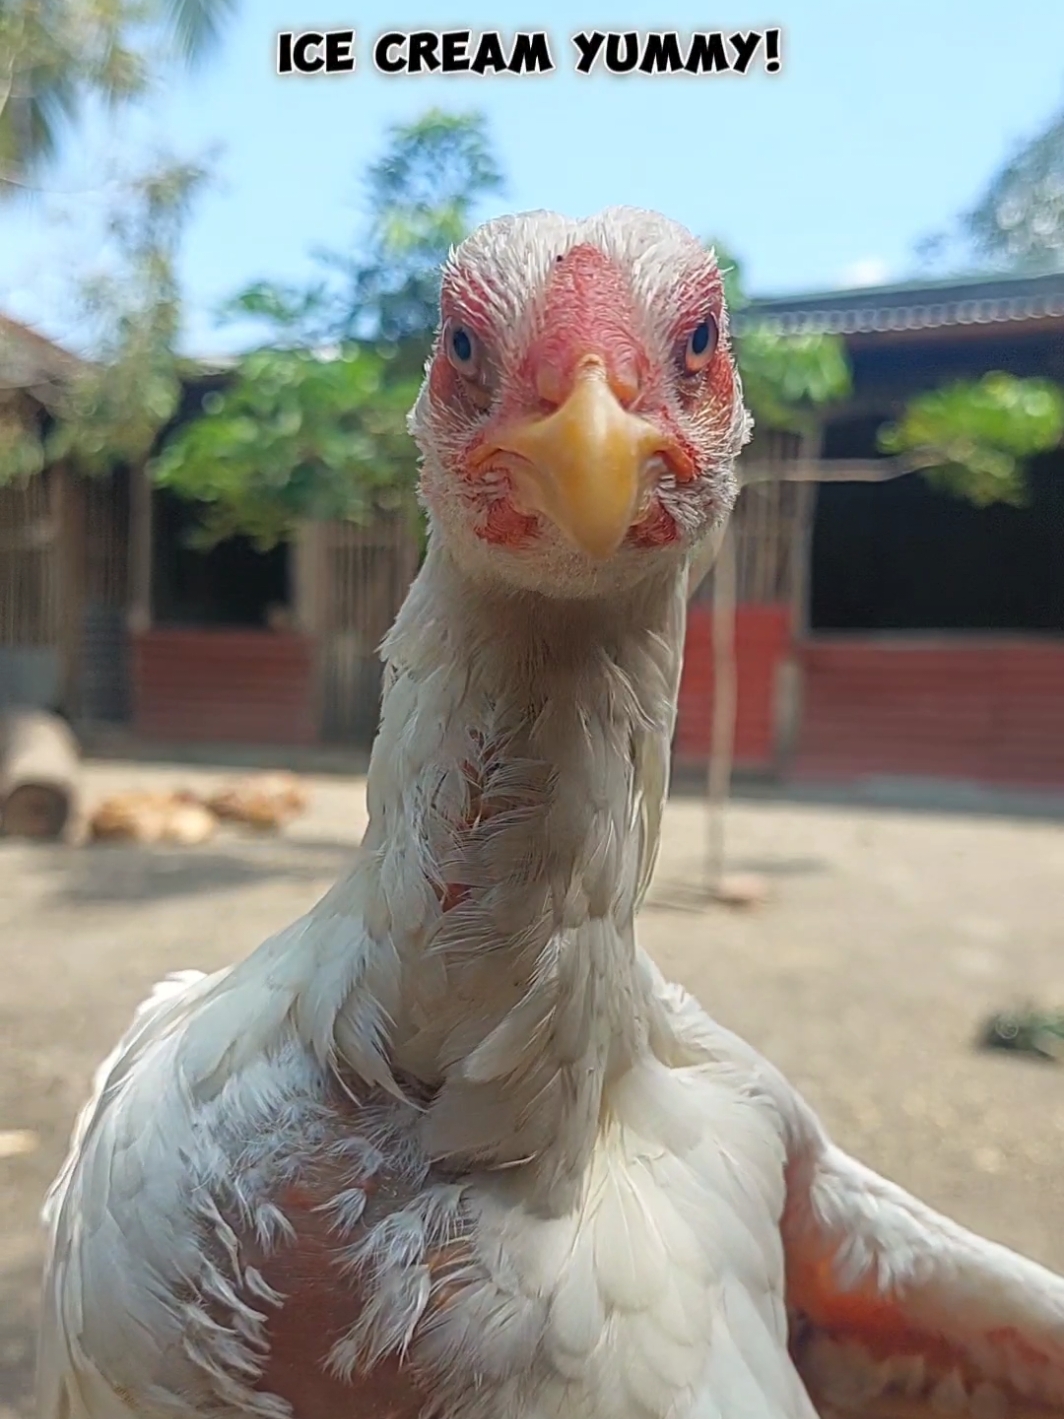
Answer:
[44, 155, 209, 471]
[902, 96, 1064, 502]
[218, 279, 335, 350]
[878, 373, 1064, 506]
[155, 108, 505, 547]
[323, 108, 504, 346]
[963, 103, 1064, 273]
[914, 96, 1064, 276]
[707, 239, 853, 438]
[0, 394, 47, 482]
[216, 109, 505, 369]
[711, 244, 1063, 511]
[0, 152, 208, 487]
[151, 344, 420, 548]
[0, 0, 236, 193]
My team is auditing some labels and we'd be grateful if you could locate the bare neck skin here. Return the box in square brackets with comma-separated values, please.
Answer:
[335, 538, 691, 1209]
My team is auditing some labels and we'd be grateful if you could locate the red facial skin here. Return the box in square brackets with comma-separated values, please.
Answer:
[518, 245, 650, 409]
[428, 243, 734, 554]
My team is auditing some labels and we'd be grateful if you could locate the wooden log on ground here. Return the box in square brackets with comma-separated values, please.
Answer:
[0, 709, 83, 842]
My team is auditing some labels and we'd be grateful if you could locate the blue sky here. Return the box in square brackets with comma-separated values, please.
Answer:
[2, 0, 1064, 355]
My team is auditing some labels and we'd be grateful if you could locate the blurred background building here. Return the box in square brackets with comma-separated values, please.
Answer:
[3, 264, 1063, 789]
[3, 3, 1064, 793]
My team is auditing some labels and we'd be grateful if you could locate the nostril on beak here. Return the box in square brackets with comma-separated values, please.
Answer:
[609, 363, 641, 409]
[534, 362, 566, 410]
[535, 355, 642, 413]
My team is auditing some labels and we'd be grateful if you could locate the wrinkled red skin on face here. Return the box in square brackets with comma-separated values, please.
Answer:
[482, 498, 540, 549]
[518, 245, 650, 408]
[628, 499, 680, 549]
[431, 243, 726, 552]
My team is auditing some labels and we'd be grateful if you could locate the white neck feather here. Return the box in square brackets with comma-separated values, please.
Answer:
[327, 538, 690, 1209]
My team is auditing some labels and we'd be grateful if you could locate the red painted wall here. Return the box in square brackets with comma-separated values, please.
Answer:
[674, 604, 792, 767]
[792, 637, 1064, 788]
[132, 629, 317, 745]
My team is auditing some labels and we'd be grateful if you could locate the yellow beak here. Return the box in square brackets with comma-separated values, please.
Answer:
[484, 359, 675, 560]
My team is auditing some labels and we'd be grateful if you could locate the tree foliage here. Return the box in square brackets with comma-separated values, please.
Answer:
[0, 154, 207, 487]
[45, 156, 209, 472]
[737, 326, 852, 436]
[903, 96, 1064, 501]
[915, 98, 1064, 275]
[878, 372, 1064, 506]
[963, 104, 1064, 273]
[707, 238, 853, 437]
[218, 279, 334, 349]
[321, 108, 504, 345]
[0, 397, 46, 481]
[156, 109, 504, 546]
[151, 344, 420, 548]
[705, 238, 747, 315]
[0, 0, 235, 193]
[219, 110, 503, 354]
[712, 236, 1063, 507]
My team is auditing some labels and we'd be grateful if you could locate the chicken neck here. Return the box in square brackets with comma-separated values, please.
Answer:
[340, 538, 691, 1207]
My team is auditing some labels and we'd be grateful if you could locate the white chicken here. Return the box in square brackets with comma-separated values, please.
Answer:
[39, 208, 1064, 1419]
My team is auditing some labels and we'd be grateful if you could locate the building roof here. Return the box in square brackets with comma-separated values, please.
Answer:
[0, 312, 83, 395]
[737, 269, 1064, 337]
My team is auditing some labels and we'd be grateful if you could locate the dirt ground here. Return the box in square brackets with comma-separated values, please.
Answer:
[3, 761, 1064, 1417]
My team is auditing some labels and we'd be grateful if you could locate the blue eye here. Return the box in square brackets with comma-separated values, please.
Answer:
[684, 316, 718, 372]
[451, 324, 473, 360]
[445, 319, 479, 368]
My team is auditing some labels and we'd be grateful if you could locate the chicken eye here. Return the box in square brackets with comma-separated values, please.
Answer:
[446, 322, 479, 375]
[683, 316, 718, 373]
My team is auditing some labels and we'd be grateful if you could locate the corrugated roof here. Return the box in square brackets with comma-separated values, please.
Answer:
[736, 269, 1064, 337]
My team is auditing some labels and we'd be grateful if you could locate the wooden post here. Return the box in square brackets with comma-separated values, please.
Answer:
[790, 429, 823, 639]
[705, 521, 737, 893]
[291, 521, 324, 634]
[53, 465, 86, 719]
[291, 521, 326, 740]
[773, 430, 823, 772]
[127, 462, 153, 633]
[686, 518, 727, 602]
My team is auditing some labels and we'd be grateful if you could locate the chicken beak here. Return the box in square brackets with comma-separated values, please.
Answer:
[487, 359, 672, 560]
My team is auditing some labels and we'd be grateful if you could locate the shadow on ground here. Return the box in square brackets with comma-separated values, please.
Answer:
[14, 838, 359, 906]
[80, 735, 1064, 825]
[643, 853, 830, 912]
[80, 734, 371, 780]
[0, 1263, 38, 1416]
[669, 768, 1064, 824]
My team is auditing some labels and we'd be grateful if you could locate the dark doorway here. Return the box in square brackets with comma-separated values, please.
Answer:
[810, 452, 1064, 633]
[151, 490, 290, 628]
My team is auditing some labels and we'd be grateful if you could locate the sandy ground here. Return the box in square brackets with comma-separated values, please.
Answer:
[2, 761, 1064, 1416]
